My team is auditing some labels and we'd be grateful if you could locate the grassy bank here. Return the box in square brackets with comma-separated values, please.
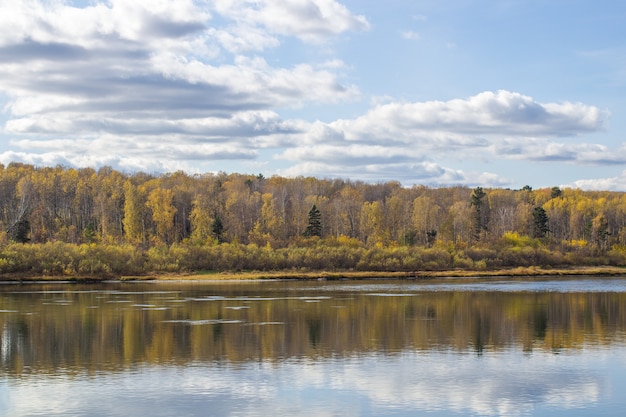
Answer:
[118, 265, 626, 281]
[2, 266, 625, 283]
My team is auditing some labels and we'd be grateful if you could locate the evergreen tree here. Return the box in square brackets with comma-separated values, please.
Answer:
[426, 229, 437, 247]
[212, 215, 224, 243]
[303, 205, 322, 237]
[470, 187, 488, 241]
[532, 206, 549, 238]
[9, 218, 30, 243]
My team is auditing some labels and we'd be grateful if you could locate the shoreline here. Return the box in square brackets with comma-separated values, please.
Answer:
[2, 265, 626, 283]
[148, 265, 626, 281]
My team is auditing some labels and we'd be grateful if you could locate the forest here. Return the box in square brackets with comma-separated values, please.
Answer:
[1, 162, 626, 278]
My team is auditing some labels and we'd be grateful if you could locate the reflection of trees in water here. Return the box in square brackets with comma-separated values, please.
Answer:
[534, 307, 548, 339]
[1, 284, 626, 374]
[307, 318, 322, 348]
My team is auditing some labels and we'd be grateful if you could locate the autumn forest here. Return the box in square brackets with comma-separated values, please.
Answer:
[1, 162, 626, 278]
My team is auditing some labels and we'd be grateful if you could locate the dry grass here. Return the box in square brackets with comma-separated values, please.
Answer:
[3, 266, 624, 283]
[126, 265, 626, 281]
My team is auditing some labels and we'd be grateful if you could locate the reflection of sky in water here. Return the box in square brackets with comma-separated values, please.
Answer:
[321, 278, 626, 294]
[1, 348, 623, 417]
[2, 280, 626, 416]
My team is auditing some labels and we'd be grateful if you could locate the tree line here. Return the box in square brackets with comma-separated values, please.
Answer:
[1, 162, 625, 276]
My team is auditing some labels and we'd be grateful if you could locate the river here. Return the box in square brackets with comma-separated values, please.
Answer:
[1, 277, 626, 416]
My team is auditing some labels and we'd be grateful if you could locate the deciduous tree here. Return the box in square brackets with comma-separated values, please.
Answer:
[146, 188, 177, 244]
[123, 180, 146, 244]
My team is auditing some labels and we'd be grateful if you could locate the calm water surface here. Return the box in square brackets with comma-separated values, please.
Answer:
[1, 277, 626, 416]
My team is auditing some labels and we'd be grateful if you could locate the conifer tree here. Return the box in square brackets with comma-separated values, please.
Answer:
[303, 205, 322, 237]
[532, 206, 549, 238]
[212, 215, 224, 243]
[470, 187, 488, 241]
[9, 219, 30, 243]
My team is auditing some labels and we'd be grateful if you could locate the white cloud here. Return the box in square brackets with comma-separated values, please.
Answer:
[276, 158, 498, 187]
[270, 91, 607, 186]
[0, 0, 209, 48]
[568, 171, 626, 191]
[402, 31, 421, 41]
[209, 26, 280, 53]
[0, 0, 367, 176]
[0, 2, 618, 189]
[331, 91, 606, 142]
[151, 53, 359, 107]
[7, 110, 298, 138]
[279, 144, 418, 164]
[493, 138, 626, 166]
[212, 0, 370, 43]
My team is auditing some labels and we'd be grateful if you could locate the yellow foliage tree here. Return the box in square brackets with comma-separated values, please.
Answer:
[123, 181, 146, 244]
[146, 188, 177, 244]
[189, 194, 215, 245]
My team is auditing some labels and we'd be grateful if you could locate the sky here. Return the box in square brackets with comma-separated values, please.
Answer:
[0, 0, 625, 190]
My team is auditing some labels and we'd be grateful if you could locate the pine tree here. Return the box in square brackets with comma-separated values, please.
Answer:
[303, 205, 322, 237]
[470, 187, 488, 241]
[9, 218, 30, 243]
[212, 215, 224, 243]
[532, 206, 549, 238]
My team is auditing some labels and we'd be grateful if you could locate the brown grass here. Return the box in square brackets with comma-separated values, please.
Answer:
[124, 265, 626, 281]
[3, 266, 624, 283]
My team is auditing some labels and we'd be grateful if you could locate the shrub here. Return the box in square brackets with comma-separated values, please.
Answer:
[501, 232, 539, 248]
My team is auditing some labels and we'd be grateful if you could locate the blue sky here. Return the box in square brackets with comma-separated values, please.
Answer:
[0, 0, 625, 190]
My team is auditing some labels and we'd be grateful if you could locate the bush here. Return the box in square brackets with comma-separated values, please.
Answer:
[501, 232, 540, 248]
[452, 255, 473, 269]
[607, 246, 626, 266]
[464, 247, 497, 263]
[1, 237, 626, 278]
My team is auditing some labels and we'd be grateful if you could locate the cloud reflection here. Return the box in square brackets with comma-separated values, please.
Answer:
[1, 349, 612, 417]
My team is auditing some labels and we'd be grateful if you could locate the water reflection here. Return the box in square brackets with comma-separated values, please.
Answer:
[0, 278, 625, 416]
[1, 350, 620, 416]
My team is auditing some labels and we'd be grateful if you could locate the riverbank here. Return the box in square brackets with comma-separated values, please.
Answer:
[2, 266, 625, 283]
[146, 266, 626, 281]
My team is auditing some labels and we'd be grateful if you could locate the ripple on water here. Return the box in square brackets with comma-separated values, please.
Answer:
[366, 293, 416, 297]
[161, 319, 244, 325]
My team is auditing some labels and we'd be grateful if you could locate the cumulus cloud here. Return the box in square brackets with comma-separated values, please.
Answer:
[328, 91, 606, 143]
[0, 0, 365, 173]
[212, 0, 370, 43]
[276, 158, 500, 187]
[0, 0, 365, 105]
[273, 91, 607, 186]
[0, 1, 617, 188]
[568, 171, 626, 191]
[0, 0, 209, 48]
